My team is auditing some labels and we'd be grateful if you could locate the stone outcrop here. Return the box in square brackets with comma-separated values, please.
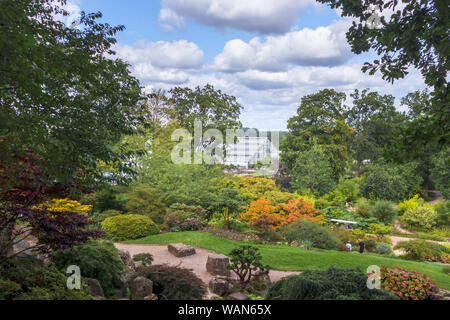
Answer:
[228, 292, 249, 300]
[118, 249, 136, 271]
[130, 276, 153, 300]
[206, 254, 230, 276]
[167, 243, 196, 257]
[86, 278, 104, 298]
[209, 277, 230, 296]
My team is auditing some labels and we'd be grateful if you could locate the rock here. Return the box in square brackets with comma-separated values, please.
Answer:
[228, 292, 249, 300]
[167, 243, 196, 257]
[253, 271, 271, 285]
[206, 254, 230, 276]
[143, 294, 158, 300]
[299, 244, 308, 250]
[12, 238, 34, 258]
[289, 241, 298, 247]
[86, 278, 104, 298]
[118, 250, 135, 271]
[209, 277, 230, 296]
[130, 276, 153, 300]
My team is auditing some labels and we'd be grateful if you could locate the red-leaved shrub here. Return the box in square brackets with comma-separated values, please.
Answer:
[380, 266, 438, 300]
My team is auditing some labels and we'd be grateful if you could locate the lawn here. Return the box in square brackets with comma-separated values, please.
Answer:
[125, 231, 450, 290]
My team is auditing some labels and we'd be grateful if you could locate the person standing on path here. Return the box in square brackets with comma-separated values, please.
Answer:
[358, 239, 365, 253]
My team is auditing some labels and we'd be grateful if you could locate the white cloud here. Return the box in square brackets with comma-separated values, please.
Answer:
[159, 0, 317, 34]
[159, 8, 185, 32]
[115, 40, 204, 69]
[214, 20, 353, 72]
[114, 40, 204, 84]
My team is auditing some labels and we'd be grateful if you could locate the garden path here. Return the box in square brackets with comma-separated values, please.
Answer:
[114, 243, 300, 295]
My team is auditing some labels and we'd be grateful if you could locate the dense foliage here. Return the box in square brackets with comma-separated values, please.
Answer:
[101, 214, 159, 240]
[0, 258, 92, 300]
[279, 220, 340, 250]
[265, 266, 399, 300]
[52, 241, 124, 297]
[380, 266, 438, 300]
[136, 265, 206, 300]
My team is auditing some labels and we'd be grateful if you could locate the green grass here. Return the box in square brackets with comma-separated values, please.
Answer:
[124, 231, 450, 290]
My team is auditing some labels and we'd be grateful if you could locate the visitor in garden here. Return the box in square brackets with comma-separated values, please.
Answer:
[358, 239, 365, 253]
[345, 241, 352, 252]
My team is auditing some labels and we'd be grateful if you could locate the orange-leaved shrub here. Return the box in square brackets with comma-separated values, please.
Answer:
[239, 197, 324, 231]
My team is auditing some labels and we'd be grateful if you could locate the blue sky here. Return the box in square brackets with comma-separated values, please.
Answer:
[66, 0, 426, 130]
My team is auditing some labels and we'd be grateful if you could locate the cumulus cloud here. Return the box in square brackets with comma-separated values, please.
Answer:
[214, 20, 353, 72]
[114, 40, 204, 84]
[159, 0, 316, 34]
[159, 7, 185, 32]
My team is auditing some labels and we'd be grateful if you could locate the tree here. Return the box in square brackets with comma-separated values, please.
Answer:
[346, 89, 399, 176]
[430, 148, 450, 199]
[0, 150, 102, 260]
[227, 245, 270, 289]
[212, 188, 244, 229]
[317, 0, 449, 149]
[281, 89, 352, 181]
[0, 0, 144, 187]
[167, 84, 243, 147]
[360, 162, 423, 201]
[124, 185, 168, 224]
[291, 146, 336, 197]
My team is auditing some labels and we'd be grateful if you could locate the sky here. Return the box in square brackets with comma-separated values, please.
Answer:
[64, 0, 427, 130]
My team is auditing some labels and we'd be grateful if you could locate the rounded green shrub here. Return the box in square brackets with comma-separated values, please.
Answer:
[399, 207, 438, 231]
[375, 242, 392, 255]
[368, 201, 397, 224]
[101, 214, 160, 240]
[393, 239, 443, 261]
[52, 240, 124, 297]
[279, 220, 340, 250]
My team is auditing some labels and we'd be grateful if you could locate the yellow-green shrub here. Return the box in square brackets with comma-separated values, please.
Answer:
[101, 214, 160, 240]
[400, 207, 438, 231]
[34, 198, 92, 216]
[397, 195, 434, 214]
[367, 223, 393, 235]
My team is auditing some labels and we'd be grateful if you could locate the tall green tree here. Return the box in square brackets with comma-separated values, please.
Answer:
[346, 89, 400, 176]
[281, 89, 352, 181]
[167, 84, 243, 147]
[317, 0, 449, 150]
[291, 145, 336, 197]
[0, 0, 144, 187]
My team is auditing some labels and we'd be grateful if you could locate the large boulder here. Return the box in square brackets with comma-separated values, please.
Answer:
[167, 243, 196, 257]
[86, 278, 104, 298]
[118, 249, 136, 271]
[12, 238, 34, 259]
[209, 277, 230, 296]
[206, 254, 230, 276]
[228, 292, 249, 300]
[130, 276, 153, 300]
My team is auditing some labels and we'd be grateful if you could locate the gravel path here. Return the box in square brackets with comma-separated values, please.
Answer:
[114, 243, 300, 285]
